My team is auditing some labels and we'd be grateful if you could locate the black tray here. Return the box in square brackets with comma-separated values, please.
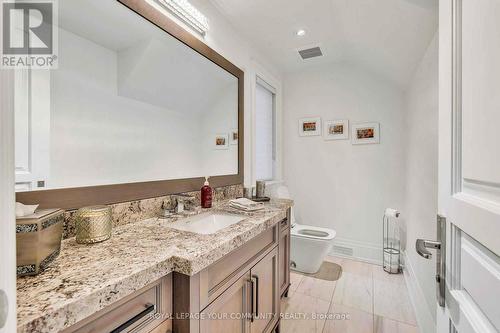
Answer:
[251, 196, 271, 202]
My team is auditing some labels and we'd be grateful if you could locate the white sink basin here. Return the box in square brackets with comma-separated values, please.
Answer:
[166, 213, 246, 235]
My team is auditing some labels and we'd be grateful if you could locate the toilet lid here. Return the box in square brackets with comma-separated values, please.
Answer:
[291, 224, 336, 240]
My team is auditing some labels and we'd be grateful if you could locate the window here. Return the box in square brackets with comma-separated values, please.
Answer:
[255, 77, 276, 181]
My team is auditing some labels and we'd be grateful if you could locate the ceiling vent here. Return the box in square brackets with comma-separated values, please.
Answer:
[298, 46, 323, 60]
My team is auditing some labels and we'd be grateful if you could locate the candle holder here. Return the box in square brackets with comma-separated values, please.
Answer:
[75, 205, 112, 244]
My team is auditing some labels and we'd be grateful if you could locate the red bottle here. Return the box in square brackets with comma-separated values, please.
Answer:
[201, 176, 212, 208]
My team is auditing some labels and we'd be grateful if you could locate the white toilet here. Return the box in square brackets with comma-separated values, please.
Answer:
[290, 224, 336, 274]
[274, 186, 337, 274]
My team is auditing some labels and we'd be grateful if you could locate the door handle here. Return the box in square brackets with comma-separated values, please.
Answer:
[109, 303, 155, 333]
[415, 215, 446, 307]
[248, 278, 254, 322]
[252, 275, 259, 320]
[0, 289, 8, 329]
[416, 239, 441, 259]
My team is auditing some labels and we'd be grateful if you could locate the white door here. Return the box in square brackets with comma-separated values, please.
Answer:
[435, 0, 500, 332]
[14, 69, 51, 192]
[0, 69, 17, 331]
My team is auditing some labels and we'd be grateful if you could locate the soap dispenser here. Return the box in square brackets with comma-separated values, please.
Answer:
[201, 176, 212, 208]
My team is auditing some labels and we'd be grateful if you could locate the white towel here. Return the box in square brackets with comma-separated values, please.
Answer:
[229, 198, 264, 211]
[230, 203, 264, 211]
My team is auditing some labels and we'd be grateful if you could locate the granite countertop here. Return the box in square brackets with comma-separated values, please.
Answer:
[17, 199, 293, 333]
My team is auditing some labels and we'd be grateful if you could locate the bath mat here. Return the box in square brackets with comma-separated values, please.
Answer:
[294, 261, 343, 281]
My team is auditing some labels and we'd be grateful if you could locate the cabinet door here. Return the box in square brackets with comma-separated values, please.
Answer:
[279, 228, 290, 296]
[250, 247, 279, 333]
[200, 272, 251, 333]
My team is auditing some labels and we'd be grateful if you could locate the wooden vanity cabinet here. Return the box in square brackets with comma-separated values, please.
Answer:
[63, 215, 290, 333]
[199, 247, 279, 333]
[174, 224, 283, 333]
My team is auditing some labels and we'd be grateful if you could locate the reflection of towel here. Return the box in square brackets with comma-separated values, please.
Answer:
[229, 198, 264, 211]
[16, 202, 39, 217]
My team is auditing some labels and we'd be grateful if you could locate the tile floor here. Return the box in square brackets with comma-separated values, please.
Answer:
[280, 256, 419, 333]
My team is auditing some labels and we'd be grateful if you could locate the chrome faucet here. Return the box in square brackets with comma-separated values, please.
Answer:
[172, 194, 195, 214]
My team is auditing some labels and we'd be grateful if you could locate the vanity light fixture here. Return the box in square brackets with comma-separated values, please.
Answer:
[296, 29, 306, 37]
[156, 0, 209, 35]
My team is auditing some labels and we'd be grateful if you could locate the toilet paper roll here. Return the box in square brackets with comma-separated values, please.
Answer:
[384, 208, 400, 219]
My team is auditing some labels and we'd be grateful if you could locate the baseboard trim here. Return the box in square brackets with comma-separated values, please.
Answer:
[329, 237, 383, 265]
[402, 251, 436, 333]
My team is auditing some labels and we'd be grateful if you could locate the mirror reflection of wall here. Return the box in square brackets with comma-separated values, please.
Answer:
[14, 0, 238, 192]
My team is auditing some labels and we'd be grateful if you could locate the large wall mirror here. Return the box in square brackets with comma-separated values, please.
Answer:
[16, 0, 243, 209]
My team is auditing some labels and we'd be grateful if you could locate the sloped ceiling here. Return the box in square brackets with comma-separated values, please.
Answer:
[210, 0, 438, 87]
[117, 38, 236, 114]
[59, 0, 237, 115]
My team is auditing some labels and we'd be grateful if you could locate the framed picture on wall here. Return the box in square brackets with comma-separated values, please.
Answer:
[351, 122, 380, 145]
[324, 119, 349, 140]
[230, 129, 239, 145]
[214, 134, 229, 149]
[298, 117, 321, 136]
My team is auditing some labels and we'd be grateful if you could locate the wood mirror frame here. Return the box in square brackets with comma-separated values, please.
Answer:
[16, 0, 244, 210]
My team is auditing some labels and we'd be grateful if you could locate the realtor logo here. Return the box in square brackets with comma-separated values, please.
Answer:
[2, 0, 58, 68]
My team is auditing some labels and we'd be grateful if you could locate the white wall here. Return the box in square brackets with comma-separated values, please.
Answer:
[42, 24, 249, 190]
[50, 29, 206, 188]
[27, 0, 283, 191]
[201, 84, 239, 176]
[402, 33, 439, 326]
[169, 0, 284, 186]
[283, 63, 406, 262]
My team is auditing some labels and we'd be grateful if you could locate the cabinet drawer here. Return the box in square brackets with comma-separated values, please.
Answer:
[201, 225, 278, 307]
[63, 275, 172, 333]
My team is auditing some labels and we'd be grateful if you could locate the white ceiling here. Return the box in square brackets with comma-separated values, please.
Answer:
[210, 0, 438, 87]
[58, 0, 236, 115]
